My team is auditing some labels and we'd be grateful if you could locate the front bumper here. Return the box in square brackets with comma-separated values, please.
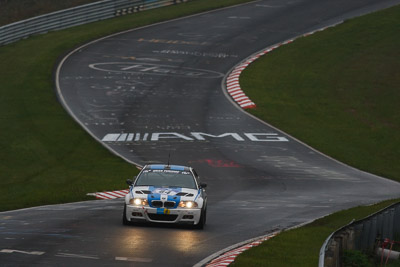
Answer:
[126, 205, 202, 225]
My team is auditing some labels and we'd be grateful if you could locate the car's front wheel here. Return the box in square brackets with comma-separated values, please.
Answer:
[122, 204, 130, 226]
[195, 207, 206, 229]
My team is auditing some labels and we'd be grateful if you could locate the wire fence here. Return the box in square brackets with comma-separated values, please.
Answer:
[0, 0, 189, 45]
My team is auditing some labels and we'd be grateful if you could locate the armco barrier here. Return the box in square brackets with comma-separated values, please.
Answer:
[0, 0, 189, 45]
[319, 202, 400, 267]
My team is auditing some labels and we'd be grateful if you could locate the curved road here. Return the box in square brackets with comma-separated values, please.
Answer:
[2, 0, 400, 266]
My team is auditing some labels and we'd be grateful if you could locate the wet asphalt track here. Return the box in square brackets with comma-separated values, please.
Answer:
[2, 0, 400, 266]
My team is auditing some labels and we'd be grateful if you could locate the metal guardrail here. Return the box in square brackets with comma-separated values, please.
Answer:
[319, 201, 400, 267]
[0, 0, 189, 45]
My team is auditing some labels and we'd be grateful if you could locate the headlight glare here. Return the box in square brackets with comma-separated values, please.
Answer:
[130, 198, 148, 206]
[179, 201, 198, 208]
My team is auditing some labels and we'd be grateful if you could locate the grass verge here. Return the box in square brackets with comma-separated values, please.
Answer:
[232, 199, 400, 267]
[0, 0, 254, 211]
[240, 5, 400, 182]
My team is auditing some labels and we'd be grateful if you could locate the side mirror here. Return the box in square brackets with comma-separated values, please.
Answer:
[200, 183, 207, 189]
[126, 179, 133, 186]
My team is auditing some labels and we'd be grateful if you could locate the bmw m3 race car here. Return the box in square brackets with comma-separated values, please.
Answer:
[123, 164, 207, 229]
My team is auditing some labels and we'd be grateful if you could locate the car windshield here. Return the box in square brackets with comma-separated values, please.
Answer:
[135, 169, 197, 189]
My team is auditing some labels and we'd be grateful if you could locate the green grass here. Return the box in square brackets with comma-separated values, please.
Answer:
[240, 5, 400, 182]
[232, 199, 400, 267]
[0, 0, 254, 211]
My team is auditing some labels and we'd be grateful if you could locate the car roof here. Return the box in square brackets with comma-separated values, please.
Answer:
[144, 164, 191, 172]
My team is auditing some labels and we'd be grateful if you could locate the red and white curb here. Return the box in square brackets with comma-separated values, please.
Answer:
[87, 189, 129, 199]
[196, 232, 279, 267]
[226, 66, 256, 109]
[225, 22, 342, 110]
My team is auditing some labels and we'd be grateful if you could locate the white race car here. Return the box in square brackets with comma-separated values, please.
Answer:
[123, 164, 207, 229]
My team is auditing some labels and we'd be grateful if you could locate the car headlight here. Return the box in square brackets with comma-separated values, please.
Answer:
[178, 201, 198, 208]
[129, 198, 148, 206]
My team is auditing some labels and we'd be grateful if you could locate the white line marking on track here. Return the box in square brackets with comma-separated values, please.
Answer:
[228, 16, 251, 19]
[115, 256, 153, 262]
[55, 252, 99, 259]
[256, 4, 283, 8]
[0, 249, 45, 255]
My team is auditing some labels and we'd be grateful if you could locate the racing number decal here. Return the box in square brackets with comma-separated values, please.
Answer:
[157, 208, 170, 214]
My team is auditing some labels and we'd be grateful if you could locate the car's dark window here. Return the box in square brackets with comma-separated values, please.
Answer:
[192, 169, 200, 184]
[135, 169, 197, 189]
[192, 169, 199, 179]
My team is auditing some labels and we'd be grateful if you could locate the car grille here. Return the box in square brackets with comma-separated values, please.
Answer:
[151, 200, 176, 208]
[148, 214, 178, 222]
[164, 201, 176, 208]
[151, 200, 163, 208]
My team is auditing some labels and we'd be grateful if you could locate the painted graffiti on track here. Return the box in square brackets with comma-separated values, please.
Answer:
[101, 132, 289, 142]
[89, 62, 224, 78]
